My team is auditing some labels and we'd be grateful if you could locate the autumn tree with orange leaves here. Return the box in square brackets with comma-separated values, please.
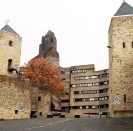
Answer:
[24, 58, 66, 96]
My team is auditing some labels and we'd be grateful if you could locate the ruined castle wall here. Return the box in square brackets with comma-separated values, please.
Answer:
[31, 87, 51, 117]
[0, 75, 31, 119]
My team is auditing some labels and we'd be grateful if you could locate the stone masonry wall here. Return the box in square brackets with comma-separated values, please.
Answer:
[0, 75, 31, 119]
[31, 87, 51, 117]
[109, 16, 133, 118]
[0, 30, 21, 77]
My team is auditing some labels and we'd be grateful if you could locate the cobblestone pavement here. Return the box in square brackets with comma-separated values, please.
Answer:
[0, 117, 133, 131]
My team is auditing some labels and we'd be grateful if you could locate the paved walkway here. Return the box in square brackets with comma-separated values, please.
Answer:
[0, 117, 133, 131]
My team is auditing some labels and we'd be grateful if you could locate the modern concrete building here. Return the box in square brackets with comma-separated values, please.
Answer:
[61, 65, 109, 115]
[34, 30, 109, 115]
[108, 2, 133, 118]
[60, 67, 71, 112]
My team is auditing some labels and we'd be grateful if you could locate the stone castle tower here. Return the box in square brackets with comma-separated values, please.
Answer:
[0, 24, 22, 77]
[34, 30, 61, 111]
[108, 2, 133, 118]
[35, 30, 59, 67]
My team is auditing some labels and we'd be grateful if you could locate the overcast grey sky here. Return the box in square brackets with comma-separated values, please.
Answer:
[1, 0, 133, 70]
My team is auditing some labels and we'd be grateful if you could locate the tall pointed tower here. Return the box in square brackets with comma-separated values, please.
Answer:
[37, 30, 59, 67]
[109, 2, 133, 118]
[0, 24, 22, 77]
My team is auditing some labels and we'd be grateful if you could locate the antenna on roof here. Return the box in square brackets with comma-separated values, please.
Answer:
[5, 20, 9, 25]
[123, 0, 125, 2]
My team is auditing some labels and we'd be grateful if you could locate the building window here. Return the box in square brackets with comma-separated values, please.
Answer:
[91, 105, 97, 109]
[71, 81, 108, 88]
[99, 96, 108, 101]
[99, 73, 109, 78]
[93, 82, 100, 86]
[74, 96, 108, 102]
[9, 40, 13, 46]
[15, 110, 18, 114]
[74, 73, 109, 80]
[51, 38, 53, 42]
[71, 69, 87, 74]
[99, 81, 108, 85]
[62, 78, 70, 82]
[123, 42, 125, 48]
[38, 96, 41, 101]
[80, 106, 82, 109]
[124, 94, 126, 102]
[71, 105, 108, 109]
[132, 42, 133, 48]
[61, 71, 70, 75]
[99, 89, 108, 93]
[74, 89, 108, 95]
[8, 59, 12, 70]
[71, 81, 109, 87]
[74, 75, 98, 80]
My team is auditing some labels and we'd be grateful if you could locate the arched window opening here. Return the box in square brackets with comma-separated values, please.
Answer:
[9, 40, 13, 46]
[123, 42, 125, 48]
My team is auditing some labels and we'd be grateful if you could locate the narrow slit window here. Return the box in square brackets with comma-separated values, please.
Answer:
[124, 94, 126, 102]
[123, 42, 125, 48]
[132, 42, 133, 48]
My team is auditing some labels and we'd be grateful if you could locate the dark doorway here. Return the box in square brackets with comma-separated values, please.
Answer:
[51, 102, 55, 111]
[30, 111, 37, 118]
